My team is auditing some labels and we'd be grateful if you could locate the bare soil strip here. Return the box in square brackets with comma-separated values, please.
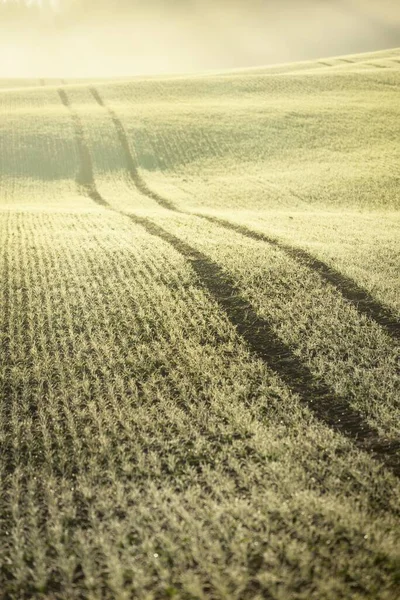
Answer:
[57, 89, 109, 208]
[59, 88, 400, 478]
[89, 87, 400, 341]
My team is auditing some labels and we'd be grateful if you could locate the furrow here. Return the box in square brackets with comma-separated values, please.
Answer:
[89, 87, 399, 341]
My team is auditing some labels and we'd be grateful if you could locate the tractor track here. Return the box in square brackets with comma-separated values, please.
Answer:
[191, 215, 400, 339]
[89, 87, 176, 211]
[58, 89, 109, 208]
[89, 86, 400, 341]
[58, 87, 400, 479]
[126, 213, 400, 478]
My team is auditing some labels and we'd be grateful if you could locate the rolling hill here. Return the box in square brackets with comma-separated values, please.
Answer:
[0, 48, 399, 600]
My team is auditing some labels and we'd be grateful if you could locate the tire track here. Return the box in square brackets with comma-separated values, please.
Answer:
[89, 86, 400, 341]
[89, 87, 176, 211]
[57, 89, 109, 208]
[59, 88, 400, 478]
[193, 215, 400, 339]
[125, 213, 400, 478]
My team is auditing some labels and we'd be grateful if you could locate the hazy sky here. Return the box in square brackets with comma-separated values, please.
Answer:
[1, 0, 399, 77]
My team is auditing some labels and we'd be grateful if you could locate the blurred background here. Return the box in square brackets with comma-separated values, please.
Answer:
[0, 0, 399, 77]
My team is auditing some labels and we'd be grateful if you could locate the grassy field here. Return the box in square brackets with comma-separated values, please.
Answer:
[0, 48, 399, 600]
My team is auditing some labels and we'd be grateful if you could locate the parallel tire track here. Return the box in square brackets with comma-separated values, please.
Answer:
[194, 215, 400, 339]
[89, 87, 400, 341]
[59, 88, 400, 479]
[127, 213, 400, 478]
[89, 87, 176, 211]
[58, 89, 109, 208]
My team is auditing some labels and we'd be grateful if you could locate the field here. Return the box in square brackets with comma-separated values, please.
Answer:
[0, 48, 399, 600]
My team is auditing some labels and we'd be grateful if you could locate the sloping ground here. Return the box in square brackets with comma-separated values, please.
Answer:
[0, 50, 399, 600]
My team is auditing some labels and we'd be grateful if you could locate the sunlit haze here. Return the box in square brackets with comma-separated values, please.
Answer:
[0, 0, 399, 77]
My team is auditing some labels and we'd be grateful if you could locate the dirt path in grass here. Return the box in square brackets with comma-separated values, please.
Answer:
[88, 86, 400, 341]
[57, 86, 400, 479]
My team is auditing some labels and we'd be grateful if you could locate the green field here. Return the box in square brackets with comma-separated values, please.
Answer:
[0, 48, 399, 600]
